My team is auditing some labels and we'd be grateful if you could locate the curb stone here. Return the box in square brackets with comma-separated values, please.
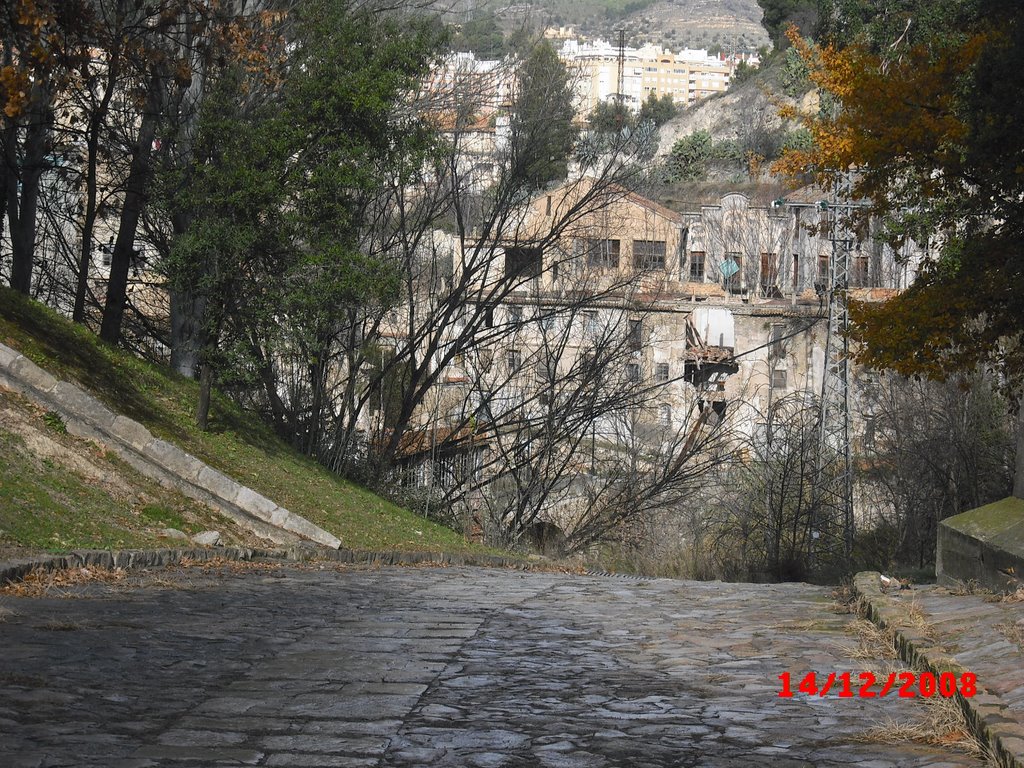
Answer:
[0, 546, 539, 588]
[854, 570, 1024, 768]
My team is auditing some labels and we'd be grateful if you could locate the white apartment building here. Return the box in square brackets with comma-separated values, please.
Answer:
[558, 39, 746, 115]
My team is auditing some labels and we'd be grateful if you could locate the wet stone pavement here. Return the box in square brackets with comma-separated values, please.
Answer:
[0, 564, 985, 767]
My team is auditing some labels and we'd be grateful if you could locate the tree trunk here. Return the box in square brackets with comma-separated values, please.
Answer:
[100, 70, 162, 344]
[5, 86, 48, 295]
[196, 358, 214, 430]
[170, 286, 205, 377]
[73, 56, 118, 323]
[1014, 397, 1024, 500]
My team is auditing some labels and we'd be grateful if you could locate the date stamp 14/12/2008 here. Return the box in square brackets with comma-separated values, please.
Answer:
[778, 671, 977, 699]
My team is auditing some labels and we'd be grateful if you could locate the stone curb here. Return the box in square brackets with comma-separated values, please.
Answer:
[0, 546, 539, 588]
[0, 341, 340, 549]
[854, 571, 1024, 768]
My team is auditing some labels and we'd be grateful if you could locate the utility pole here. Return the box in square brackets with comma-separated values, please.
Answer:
[811, 171, 855, 569]
[771, 177, 857, 573]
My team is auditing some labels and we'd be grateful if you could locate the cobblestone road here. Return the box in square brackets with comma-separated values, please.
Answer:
[0, 564, 984, 767]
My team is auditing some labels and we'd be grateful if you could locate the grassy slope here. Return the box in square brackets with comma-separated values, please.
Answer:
[0, 387, 263, 551]
[0, 288, 486, 554]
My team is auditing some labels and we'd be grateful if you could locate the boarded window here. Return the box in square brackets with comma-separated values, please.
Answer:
[760, 252, 778, 296]
[770, 324, 787, 360]
[633, 240, 667, 269]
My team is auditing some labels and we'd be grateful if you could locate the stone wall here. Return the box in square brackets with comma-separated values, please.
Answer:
[0, 341, 341, 549]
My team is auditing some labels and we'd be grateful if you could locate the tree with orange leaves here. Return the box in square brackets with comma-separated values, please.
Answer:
[777, 0, 1024, 496]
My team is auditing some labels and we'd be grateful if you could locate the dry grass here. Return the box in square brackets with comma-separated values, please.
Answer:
[0, 566, 130, 598]
[1002, 586, 1024, 603]
[843, 618, 900, 660]
[996, 620, 1024, 651]
[948, 579, 988, 597]
[896, 595, 939, 642]
[855, 696, 992, 761]
[831, 582, 860, 615]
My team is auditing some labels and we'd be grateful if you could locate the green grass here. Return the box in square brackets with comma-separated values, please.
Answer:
[0, 287, 494, 555]
[0, 413, 224, 551]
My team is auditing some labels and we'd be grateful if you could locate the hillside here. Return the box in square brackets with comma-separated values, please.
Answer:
[650, 51, 817, 205]
[0, 288, 488, 558]
[452, 0, 768, 55]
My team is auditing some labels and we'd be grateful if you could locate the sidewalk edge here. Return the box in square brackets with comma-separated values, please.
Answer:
[854, 570, 1024, 768]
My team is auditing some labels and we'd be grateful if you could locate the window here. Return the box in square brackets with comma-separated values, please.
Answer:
[626, 363, 640, 383]
[659, 403, 672, 424]
[655, 362, 670, 383]
[817, 254, 830, 282]
[478, 349, 494, 371]
[771, 368, 788, 389]
[583, 310, 599, 335]
[852, 254, 869, 287]
[506, 349, 522, 372]
[627, 319, 643, 351]
[545, 195, 552, 216]
[509, 305, 523, 324]
[725, 252, 743, 294]
[505, 246, 543, 279]
[769, 324, 786, 359]
[792, 253, 800, 288]
[863, 415, 876, 449]
[535, 356, 555, 383]
[582, 238, 620, 268]
[633, 240, 667, 269]
[689, 251, 705, 281]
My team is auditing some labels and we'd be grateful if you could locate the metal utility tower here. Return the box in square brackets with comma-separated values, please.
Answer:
[811, 172, 856, 568]
[616, 30, 626, 108]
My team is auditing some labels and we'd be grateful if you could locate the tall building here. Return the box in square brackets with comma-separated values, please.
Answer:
[558, 39, 748, 115]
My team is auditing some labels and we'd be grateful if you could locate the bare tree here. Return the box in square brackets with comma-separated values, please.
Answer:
[705, 391, 825, 581]
[855, 371, 1015, 570]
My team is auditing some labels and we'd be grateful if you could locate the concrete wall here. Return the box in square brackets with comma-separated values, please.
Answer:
[936, 498, 1024, 592]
